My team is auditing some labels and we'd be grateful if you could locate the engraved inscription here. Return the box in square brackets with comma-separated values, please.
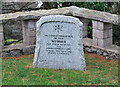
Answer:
[45, 34, 73, 55]
[54, 25, 63, 33]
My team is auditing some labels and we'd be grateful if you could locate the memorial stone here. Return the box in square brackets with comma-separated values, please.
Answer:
[33, 15, 86, 71]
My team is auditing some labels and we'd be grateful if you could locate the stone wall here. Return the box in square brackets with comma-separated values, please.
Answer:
[0, 6, 120, 60]
[1, 1, 42, 41]
[0, 6, 119, 42]
[2, 45, 35, 57]
[22, 20, 37, 45]
[2, 44, 120, 60]
[84, 46, 120, 60]
[2, 2, 41, 14]
[0, 21, 3, 51]
[3, 18, 23, 40]
[92, 21, 113, 48]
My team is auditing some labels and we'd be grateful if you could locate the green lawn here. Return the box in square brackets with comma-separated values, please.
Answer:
[2, 53, 119, 85]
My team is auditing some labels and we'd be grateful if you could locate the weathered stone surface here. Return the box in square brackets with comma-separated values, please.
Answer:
[10, 50, 21, 57]
[29, 36, 36, 45]
[0, 4, 119, 61]
[118, 54, 120, 60]
[0, 6, 70, 21]
[2, 44, 36, 57]
[104, 23, 113, 29]
[79, 18, 88, 37]
[33, 15, 86, 71]
[84, 45, 120, 60]
[91, 48, 97, 52]
[22, 46, 35, 55]
[0, 20, 3, 32]
[92, 37, 98, 47]
[97, 21, 104, 30]
[0, 21, 3, 50]
[3, 19, 23, 40]
[0, 42, 3, 50]
[22, 20, 36, 45]
[93, 29, 112, 39]
[2, 52, 10, 57]
[96, 49, 103, 56]
[110, 53, 118, 59]
[0, 33, 3, 42]
[1, 42, 119, 60]
[92, 22, 113, 40]
[103, 52, 108, 56]
[0, 6, 119, 25]
[85, 47, 93, 53]
[2, 2, 42, 13]
[29, 30, 36, 37]
[2, 49, 21, 57]
[71, 6, 120, 25]
[0, 1, 2, 14]
[92, 20, 113, 48]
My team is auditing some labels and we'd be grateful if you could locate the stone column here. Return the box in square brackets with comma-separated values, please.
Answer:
[92, 20, 113, 48]
[0, 21, 3, 50]
[79, 18, 88, 38]
[0, 2, 3, 50]
[22, 20, 36, 46]
[0, 1, 2, 14]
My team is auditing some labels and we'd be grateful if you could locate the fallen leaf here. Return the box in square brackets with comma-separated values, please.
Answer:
[24, 65, 32, 68]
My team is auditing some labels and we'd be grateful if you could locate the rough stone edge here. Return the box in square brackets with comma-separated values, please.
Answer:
[70, 6, 120, 25]
[1, 45, 35, 57]
[1, 44, 120, 61]
[84, 45, 120, 60]
[0, 6, 119, 25]
[36, 15, 83, 32]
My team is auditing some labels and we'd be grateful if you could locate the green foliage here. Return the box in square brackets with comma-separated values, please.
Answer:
[87, 20, 93, 39]
[42, 2, 58, 9]
[61, 2, 117, 13]
[2, 54, 118, 85]
[4, 39, 20, 46]
[113, 25, 120, 46]
[87, 26, 92, 39]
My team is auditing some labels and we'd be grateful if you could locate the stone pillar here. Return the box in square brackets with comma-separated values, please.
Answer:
[0, 1, 2, 14]
[92, 20, 113, 48]
[0, 21, 3, 50]
[22, 20, 36, 46]
[79, 18, 88, 38]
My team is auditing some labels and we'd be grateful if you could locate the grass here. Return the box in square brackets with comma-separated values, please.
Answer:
[2, 52, 119, 85]
[0, 57, 2, 86]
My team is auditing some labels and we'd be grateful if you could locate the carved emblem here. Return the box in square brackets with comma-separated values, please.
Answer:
[54, 25, 63, 33]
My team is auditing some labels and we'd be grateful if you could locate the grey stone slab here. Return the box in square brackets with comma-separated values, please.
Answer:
[0, 22, 3, 33]
[23, 46, 35, 55]
[92, 37, 98, 47]
[28, 20, 36, 30]
[0, 41, 3, 50]
[29, 36, 36, 45]
[1, 6, 119, 25]
[0, 33, 3, 42]
[33, 15, 86, 71]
